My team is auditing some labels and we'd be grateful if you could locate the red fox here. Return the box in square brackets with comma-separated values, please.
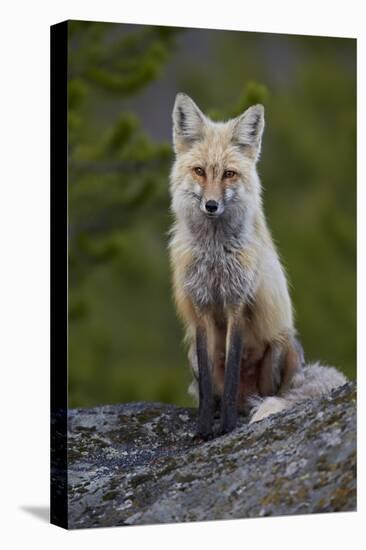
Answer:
[168, 93, 347, 439]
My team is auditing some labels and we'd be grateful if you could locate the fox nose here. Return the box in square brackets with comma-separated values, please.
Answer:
[205, 200, 218, 213]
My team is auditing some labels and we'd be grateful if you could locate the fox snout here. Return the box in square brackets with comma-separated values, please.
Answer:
[205, 200, 219, 213]
[200, 196, 225, 217]
[193, 180, 228, 217]
[197, 185, 237, 217]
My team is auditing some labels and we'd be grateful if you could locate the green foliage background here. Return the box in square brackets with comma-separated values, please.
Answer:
[67, 21, 356, 408]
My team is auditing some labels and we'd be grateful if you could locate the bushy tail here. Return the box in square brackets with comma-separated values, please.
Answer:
[249, 362, 348, 423]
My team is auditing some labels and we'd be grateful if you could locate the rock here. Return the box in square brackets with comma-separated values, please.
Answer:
[67, 382, 356, 529]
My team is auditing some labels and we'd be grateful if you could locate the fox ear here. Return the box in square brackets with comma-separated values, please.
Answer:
[172, 93, 206, 153]
[232, 104, 265, 160]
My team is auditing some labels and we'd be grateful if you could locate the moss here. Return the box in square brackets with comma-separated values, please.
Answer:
[106, 427, 143, 445]
[330, 486, 355, 511]
[260, 492, 282, 507]
[313, 476, 330, 490]
[314, 497, 327, 512]
[75, 425, 96, 432]
[73, 484, 88, 496]
[316, 456, 331, 472]
[294, 485, 310, 503]
[102, 489, 119, 501]
[175, 473, 198, 484]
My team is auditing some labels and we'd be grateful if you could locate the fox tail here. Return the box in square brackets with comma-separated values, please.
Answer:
[249, 362, 348, 423]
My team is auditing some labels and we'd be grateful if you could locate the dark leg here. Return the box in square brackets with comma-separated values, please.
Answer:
[220, 325, 243, 434]
[213, 395, 222, 419]
[196, 326, 214, 439]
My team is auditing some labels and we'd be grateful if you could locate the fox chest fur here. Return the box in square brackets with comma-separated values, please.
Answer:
[182, 217, 254, 310]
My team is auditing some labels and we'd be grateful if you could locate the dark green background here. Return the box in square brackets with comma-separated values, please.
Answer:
[68, 21, 356, 408]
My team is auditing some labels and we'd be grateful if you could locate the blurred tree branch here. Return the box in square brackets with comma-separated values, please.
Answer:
[68, 22, 179, 288]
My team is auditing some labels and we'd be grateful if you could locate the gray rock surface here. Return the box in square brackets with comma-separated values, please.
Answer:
[68, 382, 356, 529]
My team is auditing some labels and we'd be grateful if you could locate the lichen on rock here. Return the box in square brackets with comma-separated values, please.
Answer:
[67, 382, 356, 529]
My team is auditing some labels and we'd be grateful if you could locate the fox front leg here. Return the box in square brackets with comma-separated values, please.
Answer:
[196, 326, 214, 440]
[220, 317, 244, 434]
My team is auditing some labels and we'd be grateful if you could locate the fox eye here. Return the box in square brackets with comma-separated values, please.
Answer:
[194, 167, 205, 177]
[223, 170, 236, 179]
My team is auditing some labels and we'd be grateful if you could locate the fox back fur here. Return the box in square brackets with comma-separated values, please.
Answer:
[168, 93, 346, 436]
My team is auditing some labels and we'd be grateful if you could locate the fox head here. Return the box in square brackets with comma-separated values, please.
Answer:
[170, 93, 264, 222]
